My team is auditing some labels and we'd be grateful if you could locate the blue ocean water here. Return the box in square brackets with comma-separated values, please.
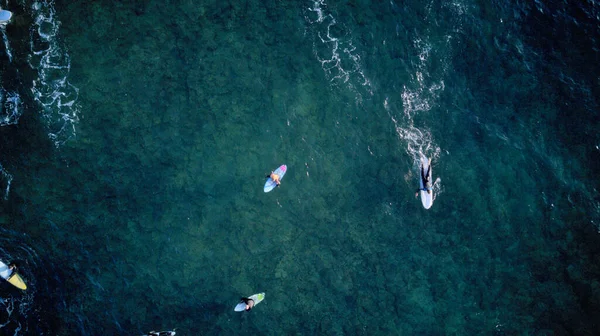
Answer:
[0, 0, 599, 335]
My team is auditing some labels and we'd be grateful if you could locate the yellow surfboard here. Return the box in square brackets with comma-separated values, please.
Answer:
[7, 273, 27, 290]
[0, 260, 27, 290]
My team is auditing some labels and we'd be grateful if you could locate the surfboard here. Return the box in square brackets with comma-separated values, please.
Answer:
[264, 165, 286, 192]
[144, 331, 176, 336]
[0, 10, 12, 24]
[234, 292, 265, 312]
[0, 260, 27, 290]
[419, 156, 433, 209]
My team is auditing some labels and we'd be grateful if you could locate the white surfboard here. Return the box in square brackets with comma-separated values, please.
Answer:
[234, 293, 265, 312]
[419, 156, 433, 209]
[264, 165, 286, 192]
[0, 10, 12, 25]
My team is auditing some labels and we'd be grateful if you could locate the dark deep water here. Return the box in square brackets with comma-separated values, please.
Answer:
[0, 0, 599, 334]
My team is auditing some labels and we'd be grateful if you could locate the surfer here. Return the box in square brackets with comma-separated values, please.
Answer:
[239, 297, 255, 311]
[415, 158, 432, 197]
[7, 263, 18, 279]
[147, 331, 175, 336]
[266, 171, 281, 187]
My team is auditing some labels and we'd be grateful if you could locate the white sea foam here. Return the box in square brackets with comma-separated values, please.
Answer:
[0, 88, 22, 126]
[0, 162, 11, 200]
[388, 36, 444, 164]
[1, 27, 12, 62]
[305, 0, 373, 102]
[28, 0, 79, 147]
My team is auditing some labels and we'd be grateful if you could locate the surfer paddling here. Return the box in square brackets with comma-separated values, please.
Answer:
[7, 263, 18, 279]
[239, 297, 255, 311]
[415, 158, 432, 197]
[266, 171, 281, 187]
[147, 330, 176, 336]
[235, 293, 265, 312]
[264, 165, 286, 192]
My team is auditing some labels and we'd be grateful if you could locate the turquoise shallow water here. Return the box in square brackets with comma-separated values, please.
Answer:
[0, 0, 599, 334]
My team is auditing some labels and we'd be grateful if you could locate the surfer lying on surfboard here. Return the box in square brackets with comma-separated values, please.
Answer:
[235, 293, 265, 311]
[7, 263, 18, 279]
[239, 297, 255, 311]
[266, 171, 281, 187]
[415, 158, 432, 197]
[147, 331, 176, 336]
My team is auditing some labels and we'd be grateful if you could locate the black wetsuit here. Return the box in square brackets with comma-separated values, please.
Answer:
[240, 297, 255, 311]
[6, 264, 17, 280]
[416, 164, 431, 193]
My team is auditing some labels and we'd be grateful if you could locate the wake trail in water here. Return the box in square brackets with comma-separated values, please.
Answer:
[304, 0, 373, 104]
[383, 36, 444, 193]
[383, 0, 472, 196]
[0, 162, 12, 200]
[28, 0, 80, 148]
[0, 87, 22, 127]
[303, 0, 447, 196]
[1, 28, 12, 63]
[0, 3, 22, 202]
[0, 0, 79, 205]
[0, 2, 22, 129]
